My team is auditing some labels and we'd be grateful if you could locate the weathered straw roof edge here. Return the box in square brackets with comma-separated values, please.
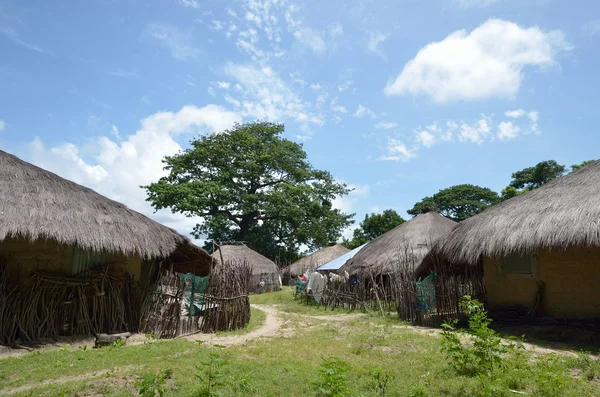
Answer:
[436, 160, 600, 264]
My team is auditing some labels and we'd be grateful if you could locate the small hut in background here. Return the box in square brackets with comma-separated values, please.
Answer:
[281, 243, 349, 283]
[212, 243, 281, 293]
[341, 211, 457, 276]
[339, 211, 469, 323]
[436, 160, 600, 320]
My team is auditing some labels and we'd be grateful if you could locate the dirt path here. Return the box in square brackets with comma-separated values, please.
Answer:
[185, 304, 283, 346]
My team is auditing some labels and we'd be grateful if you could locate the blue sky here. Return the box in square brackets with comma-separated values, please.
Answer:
[1, 0, 599, 243]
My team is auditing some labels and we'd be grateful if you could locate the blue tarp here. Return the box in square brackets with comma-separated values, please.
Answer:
[315, 243, 368, 271]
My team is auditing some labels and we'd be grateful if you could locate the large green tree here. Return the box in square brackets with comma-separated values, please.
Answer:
[343, 209, 405, 249]
[509, 160, 565, 190]
[407, 184, 499, 222]
[144, 122, 353, 264]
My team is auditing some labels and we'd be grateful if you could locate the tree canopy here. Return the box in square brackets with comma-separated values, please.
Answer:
[571, 160, 596, 172]
[144, 121, 353, 264]
[407, 184, 500, 222]
[509, 160, 566, 190]
[343, 209, 405, 249]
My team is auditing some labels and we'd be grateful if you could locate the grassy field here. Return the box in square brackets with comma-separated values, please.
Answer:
[0, 289, 598, 396]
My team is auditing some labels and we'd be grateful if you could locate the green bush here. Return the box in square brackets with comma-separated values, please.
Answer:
[441, 296, 517, 377]
[313, 356, 351, 397]
[134, 369, 172, 397]
[196, 349, 228, 397]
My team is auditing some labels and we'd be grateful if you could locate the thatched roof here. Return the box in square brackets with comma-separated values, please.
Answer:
[0, 150, 211, 263]
[340, 212, 458, 275]
[436, 161, 600, 263]
[284, 243, 350, 275]
[212, 244, 278, 275]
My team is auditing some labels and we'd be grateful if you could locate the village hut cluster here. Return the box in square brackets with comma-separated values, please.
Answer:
[0, 151, 251, 346]
[3, 146, 600, 347]
[290, 161, 600, 331]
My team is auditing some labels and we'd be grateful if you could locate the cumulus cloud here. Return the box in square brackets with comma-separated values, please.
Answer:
[505, 108, 540, 134]
[368, 31, 389, 59]
[293, 27, 326, 53]
[384, 19, 571, 102]
[497, 121, 521, 140]
[375, 121, 398, 129]
[378, 138, 417, 162]
[28, 105, 241, 239]
[353, 104, 377, 119]
[223, 63, 323, 125]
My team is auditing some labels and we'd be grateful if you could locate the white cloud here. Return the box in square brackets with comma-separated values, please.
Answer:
[329, 22, 344, 37]
[207, 86, 216, 96]
[180, 0, 200, 8]
[416, 130, 435, 148]
[310, 83, 321, 90]
[338, 80, 353, 92]
[582, 20, 600, 37]
[332, 182, 370, 230]
[368, 31, 389, 59]
[384, 19, 571, 102]
[505, 109, 527, 118]
[146, 24, 199, 61]
[223, 63, 323, 125]
[0, 120, 5, 132]
[458, 116, 492, 144]
[505, 109, 540, 134]
[217, 81, 231, 89]
[353, 104, 377, 119]
[294, 27, 326, 53]
[111, 125, 120, 139]
[28, 105, 241, 240]
[455, 0, 499, 7]
[375, 121, 398, 129]
[497, 121, 521, 140]
[379, 138, 417, 162]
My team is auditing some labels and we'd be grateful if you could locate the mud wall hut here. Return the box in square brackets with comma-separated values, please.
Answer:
[436, 161, 600, 318]
[0, 150, 212, 344]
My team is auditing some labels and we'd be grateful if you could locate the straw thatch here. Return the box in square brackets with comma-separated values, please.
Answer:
[340, 211, 458, 275]
[436, 160, 600, 264]
[0, 150, 210, 262]
[284, 243, 350, 275]
[212, 244, 278, 276]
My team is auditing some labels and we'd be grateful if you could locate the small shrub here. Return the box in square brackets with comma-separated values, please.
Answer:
[367, 367, 392, 396]
[407, 385, 430, 397]
[196, 349, 229, 397]
[134, 369, 172, 397]
[440, 296, 516, 377]
[313, 356, 351, 397]
[59, 344, 71, 352]
[111, 338, 126, 348]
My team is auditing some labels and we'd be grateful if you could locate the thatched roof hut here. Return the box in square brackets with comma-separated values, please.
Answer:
[212, 244, 280, 292]
[436, 161, 600, 264]
[0, 150, 211, 268]
[284, 243, 350, 276]
[340, 211, 458, 275]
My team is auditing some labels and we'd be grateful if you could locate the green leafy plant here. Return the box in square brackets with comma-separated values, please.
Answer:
[441, 296, 516, 377]
[111, 338, 126, 348]
[367, 367, 392, 396]
[59, 344, 71, 352]
[196, 349, 229, 397]
[313, 356, 351, 397]
[532, 354, 568, 397]
[134, 369, 172, 397]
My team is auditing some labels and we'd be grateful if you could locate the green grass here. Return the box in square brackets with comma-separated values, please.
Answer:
[0, 291, 598, 396]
